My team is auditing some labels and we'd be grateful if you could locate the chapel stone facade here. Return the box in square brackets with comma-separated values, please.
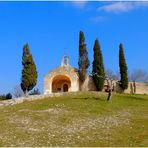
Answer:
[44, 55, 96, 94]
[44, 55, 79, 94]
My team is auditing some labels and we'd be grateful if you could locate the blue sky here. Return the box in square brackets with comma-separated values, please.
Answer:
[0, 1, 148, 94]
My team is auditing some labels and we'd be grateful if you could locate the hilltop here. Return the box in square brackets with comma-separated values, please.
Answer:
[0, 92, 148, 147]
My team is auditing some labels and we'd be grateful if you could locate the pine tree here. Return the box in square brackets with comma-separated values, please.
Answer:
[78, 31, 90, 83]
[21, 43, 38, 95]
[92, 39, 105, 91]
[119, 43, 128, 90]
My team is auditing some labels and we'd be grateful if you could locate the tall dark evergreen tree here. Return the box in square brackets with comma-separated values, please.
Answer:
[92, 39, 105, 91]
[21, 43, 38, 95]
[119, 43, 128, 90]
[78, 31, 90, 83]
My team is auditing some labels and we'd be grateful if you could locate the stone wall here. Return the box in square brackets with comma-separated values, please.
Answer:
[0, 93, 62, 108]
[124, 82, 148, 94]
[115, 82, 148, 94]
[80, 75, 96, 91]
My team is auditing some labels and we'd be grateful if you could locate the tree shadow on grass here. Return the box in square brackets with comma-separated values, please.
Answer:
[72, 96, 106, 101]
[126, 95, 148, 101]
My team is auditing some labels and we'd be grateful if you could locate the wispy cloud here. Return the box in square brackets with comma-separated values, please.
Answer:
[90, 16, 105, 23]
[98, 2, 148, 13]
[67, 1, 87, 9]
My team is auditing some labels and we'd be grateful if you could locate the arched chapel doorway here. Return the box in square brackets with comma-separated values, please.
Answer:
[63, 84, 68, 92]
[52, 75, 71, 93]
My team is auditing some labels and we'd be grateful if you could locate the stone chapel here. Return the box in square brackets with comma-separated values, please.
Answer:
[44, 55, 96, 94]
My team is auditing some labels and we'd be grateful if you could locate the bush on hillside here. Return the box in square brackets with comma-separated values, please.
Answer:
[0, 93, 12, 100]
[0, 95, 6, 100]
[29, 88, 41, 95]
[6, 93, 12, 100]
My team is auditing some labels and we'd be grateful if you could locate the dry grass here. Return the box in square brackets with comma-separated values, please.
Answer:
[0, 92, 148, 147]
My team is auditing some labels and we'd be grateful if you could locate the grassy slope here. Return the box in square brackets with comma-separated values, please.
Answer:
[0, 92, 148, 147]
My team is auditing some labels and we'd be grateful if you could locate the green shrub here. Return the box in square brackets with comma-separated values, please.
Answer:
[0, 95, 6, 100]
[29, 88, 41, 95]
[0, 93, 12, 100]
[6, 93, 12, 100]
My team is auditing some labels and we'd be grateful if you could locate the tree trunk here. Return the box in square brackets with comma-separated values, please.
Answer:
[25, 90, 28, 97]
[107, 89, 112, 101]
[107, 80, 112, 101]
[133, 81, 136, 94]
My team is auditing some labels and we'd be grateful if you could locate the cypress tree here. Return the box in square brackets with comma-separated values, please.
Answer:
[21, 43, 38, 95]
[78, 31, 90, 83]
[119, 43, 128, 90]
[92, 39, 105, 91]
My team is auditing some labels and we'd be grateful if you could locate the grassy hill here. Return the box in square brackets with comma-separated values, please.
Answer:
[0, 92, 148, 147]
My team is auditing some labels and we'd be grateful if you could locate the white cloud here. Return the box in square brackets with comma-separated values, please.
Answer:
[98, 2, 148, 13]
